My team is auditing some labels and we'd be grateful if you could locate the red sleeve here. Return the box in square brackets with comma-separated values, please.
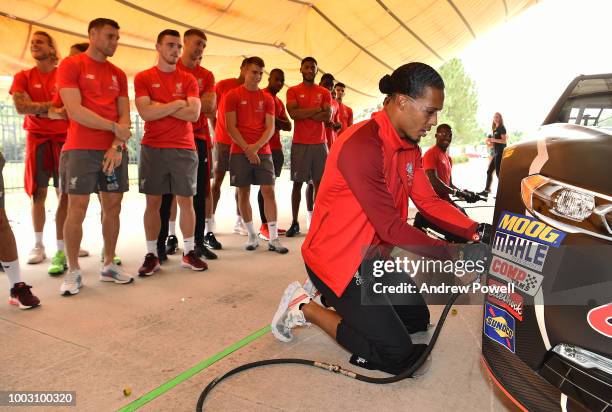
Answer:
[422, 148, 437, 171]
[9, 71, 27, 95]
[264, 94, 274, 115]
[337, 125, 447, 250]
[410, 165, 478, 239]
[348, 107, 353, 126]
[203, 71, 215, 93]
[286, 87, 296, 105]
[322, 89, 332, 107]
[134, 72, 149, 98]
[118, 70, 128, 98]
[185, 74, 199, 98]
[57, 58, 80, 90]
[278, 99, 288, 120]
[214, 81, 224, 102]
[224, 89, 238, 114]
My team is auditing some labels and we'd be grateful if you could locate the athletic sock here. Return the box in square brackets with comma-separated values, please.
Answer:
[34, 232, 43, 246]
[205, 218, 212, 234]
[146, 240, 157, 255]
[209, 215, 216, 232]
[184, 237, 195, 253]
[1, 259, 22, 288]
[268, 221, 279, 241]
[306, 211, 313, 228]
[244, 221, 257, 241]
[235, 215, 243, 226]
[169, 221, 176, 237]
[56, 239, 65, 252]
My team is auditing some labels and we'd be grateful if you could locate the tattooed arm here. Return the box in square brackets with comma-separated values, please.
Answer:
[12, 91, 52, 116]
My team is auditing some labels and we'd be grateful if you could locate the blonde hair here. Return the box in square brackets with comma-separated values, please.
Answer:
[33, 31, 61, 65]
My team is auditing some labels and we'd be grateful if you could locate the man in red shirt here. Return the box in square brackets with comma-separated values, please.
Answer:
[258, 69, 292, 241]
[1, 152, 41, 309]
[334, 82, 354, 135]
[416, 123, 479, 241]
[157, 28, 219, 261]
[272, 63, 484, 375]
[225, 57, 288, 254]
[9, 31, 78, 273]
[211, 60, 248, 236]
[285, 57, 332, 237]
[134, 29, 207, 276]
[57, 18, 134, 296]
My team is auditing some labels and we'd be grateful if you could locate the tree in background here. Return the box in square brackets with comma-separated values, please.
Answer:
[432, 58, 483, 145]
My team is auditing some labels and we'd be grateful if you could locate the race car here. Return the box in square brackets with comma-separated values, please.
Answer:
[482, 74, 612, 411]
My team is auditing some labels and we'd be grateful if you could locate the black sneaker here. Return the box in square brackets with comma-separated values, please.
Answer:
[157, 246, 168, 263]
[195, 242, 218, 260]
[203, 232, 222, 250]
[285, 222, 300, 237]
[477, 190, 490, 197]
[165, 235, 179, 255]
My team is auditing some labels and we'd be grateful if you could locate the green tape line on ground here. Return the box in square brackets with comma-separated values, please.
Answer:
[117, 325, 271, 412]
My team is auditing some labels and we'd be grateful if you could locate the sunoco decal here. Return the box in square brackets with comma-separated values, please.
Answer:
[484, 302, 516, 353]
[587, 303, 612, 338]
[489, 256, 544, 296]
[492, 231, 549, 272]
[487, 278, 524, 321]
[497, 211, 566, 247]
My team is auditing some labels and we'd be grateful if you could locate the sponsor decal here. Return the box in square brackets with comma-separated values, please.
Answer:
[69, 177, 78, 190]
[487, 278, 524, 320]
[152, 83, 161, 88]
[110, 75, 119, 90]
[405, 162, 414, 184]
[34, 83, 42, 88]
[489, 256, 543, 296]
[484, 302, 516, 353]
[587, 303, 612, 338]
[197, 78, 203, 88]
[497, 211, 566, 247]
[85, 74, 95, 80]
[492, 231, 549, 272]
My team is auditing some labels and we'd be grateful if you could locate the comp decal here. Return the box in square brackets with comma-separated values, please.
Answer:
[587, 303, 612, 338]
[489, 255, 544, 296]
[497, 211, 566, 247]
[484, 302, 516, 353]
[487, 278, 524, 321]
[492, 231, 549, 272]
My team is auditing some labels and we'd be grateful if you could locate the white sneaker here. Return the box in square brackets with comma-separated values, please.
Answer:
[245, 237, 259, 251]
[268, 238, 289, 254]
[271, 281, 311, 342]
[61, 270, 82, 296]
[27, 245, 46, 264]
[233, 220, 248, 236]
[302, 276, 325, 307]
[100, 263, 134, 284]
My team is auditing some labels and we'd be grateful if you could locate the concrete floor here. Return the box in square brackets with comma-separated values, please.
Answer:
[0, 159, 517, 411]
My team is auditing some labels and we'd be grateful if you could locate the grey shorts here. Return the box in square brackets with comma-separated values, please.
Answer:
[213, 142, 230, 175]
[229, 154, 275, 187]
[139, 145, 198, 197]
[0, 152, 5, 209]
[272, 149, 284, 178]
[59, 149, 129, 195]
[35, 141, 62, 189]
[290, 143, 328, 183]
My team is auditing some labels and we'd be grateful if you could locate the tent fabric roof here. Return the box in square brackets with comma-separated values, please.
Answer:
[1, 0, 535, 111]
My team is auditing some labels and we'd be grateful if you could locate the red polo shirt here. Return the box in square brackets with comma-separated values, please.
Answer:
[214, 77, 242, 145]
[134, 66, 199, 150]
[224, 86, 274, 154]
[286, 82, 331, 144]
[423, 144, 453, 189]
[337, 101, 353, 135]
[326, 98, 340, 148]
[56, 53, 128, 150]
[263, 88, 288, 150]
[177, 59, 215, 147]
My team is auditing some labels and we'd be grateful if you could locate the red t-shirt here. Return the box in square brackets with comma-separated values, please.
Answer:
[326, 98, 340, 148]
[10, 67, 69, 136]
[177, 59, 215, 147]
[214, 78, 242, 145]
[423, 145, 453, 198]
[56, 53, 128, 151]
[134, 66, 199, 150]
[263, 88, 288, 150]
[286, 83, 332, 145]
[337, 102, 354, 135]
[224, 86, 274, 155]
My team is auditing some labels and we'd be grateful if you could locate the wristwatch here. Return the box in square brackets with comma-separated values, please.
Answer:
[114, 144, 123, 153]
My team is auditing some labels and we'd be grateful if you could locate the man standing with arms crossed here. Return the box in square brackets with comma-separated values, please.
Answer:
[157, 28, 218, 260]
[334, 82, 353, 135]
[285, 57, 332, 237]
[57, 18, 133, 296]
[225, 57, 288, 254]
[10, 31, 89, 274]
[258, 68, 292, 240]
[135, 29, 207, 276]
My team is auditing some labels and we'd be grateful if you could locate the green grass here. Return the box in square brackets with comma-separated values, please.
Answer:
[452, 154, 469, 164]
